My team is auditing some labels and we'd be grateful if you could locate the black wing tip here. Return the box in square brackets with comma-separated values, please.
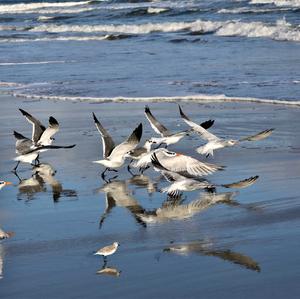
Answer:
[49, 116, 59, 126]
[19, 108, 28, 115]
[144, 105, 150, 113]
[200, 119, 214, 130]
[134, 123, 143, 141]
[150, 152, 166, 170]
[92, 112, 100, 124]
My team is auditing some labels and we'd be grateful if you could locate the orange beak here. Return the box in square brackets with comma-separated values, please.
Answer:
[5, 181, 12, 186]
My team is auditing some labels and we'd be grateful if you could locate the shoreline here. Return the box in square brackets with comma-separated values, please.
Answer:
[3, 91, 300, 107]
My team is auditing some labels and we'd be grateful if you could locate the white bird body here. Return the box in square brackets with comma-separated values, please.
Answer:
[149, 132, 187, 147]
[92, 113, 143, 178]
[178, 105, 274, 157]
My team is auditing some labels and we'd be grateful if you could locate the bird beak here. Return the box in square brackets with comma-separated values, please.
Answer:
[5, 181, 12, 186]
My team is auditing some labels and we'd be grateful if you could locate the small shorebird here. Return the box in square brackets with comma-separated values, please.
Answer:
[13, 131, 76, 171]
[150, 148, 224, 178]
[179, 105, 274, 157]
[94, 242, 120, 265]
[0, 181, 12, 190]
[0, 228, 14, 240]
[145, 105, 214, 147]
[92, 113, 143, 180]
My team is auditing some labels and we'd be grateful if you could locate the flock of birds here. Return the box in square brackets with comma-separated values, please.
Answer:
[0, 104, 274, 274]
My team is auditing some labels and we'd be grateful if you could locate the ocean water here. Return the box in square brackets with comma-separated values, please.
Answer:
[0, 0, 299, 104]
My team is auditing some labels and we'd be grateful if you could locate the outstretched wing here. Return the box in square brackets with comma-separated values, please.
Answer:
[239, 129, 274, 142]
[25, 144, 76, 154]
[38, 116, 59, 145]
[13, 131, 34, 155]
[19, 108, 46, 143]
[108, 123, 143, 160]
[178, 105, 219, 142]
[93, 113, 115, 159]
[152, 151, 224, 177]
[145, 105, 171, 137]
[222, 176, 259, 189]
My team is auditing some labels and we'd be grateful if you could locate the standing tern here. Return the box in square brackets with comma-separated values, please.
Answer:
[92, 113, 143, 180]
[145, 105, 214, 147]
[179, 105, 274, 157]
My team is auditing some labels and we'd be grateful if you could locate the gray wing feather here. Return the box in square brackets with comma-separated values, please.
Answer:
[93, 113, 115, 159]
[239, 129, 274, 142]
[19, 108, 46, 143]
[145, 106, 171, 137]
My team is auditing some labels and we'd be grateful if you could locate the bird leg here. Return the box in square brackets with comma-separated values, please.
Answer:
[101, 168, 108, 180]
[35, 155, 40, 166]
[127, 165, 135, 176]
[103, 256, 107, 268]
[141, 166, 150, 174]
[12, 161, 20, 173]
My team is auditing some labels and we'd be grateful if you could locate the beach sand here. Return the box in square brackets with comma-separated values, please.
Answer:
[0, 94, 300, 298]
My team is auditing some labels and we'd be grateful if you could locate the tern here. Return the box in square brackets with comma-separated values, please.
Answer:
[145, 105, 214, 147]
[13, 131, 76, 171]
[125, 139, 156, 174]
[179, 105, 274, 157]
[159, 170, 258, 198]
[0, 228, 14, 240]
[92, 113, 143, 180]
[150, 149, 224, 178]
[0, 181, 12, 190]
[19, 108, 59, 148]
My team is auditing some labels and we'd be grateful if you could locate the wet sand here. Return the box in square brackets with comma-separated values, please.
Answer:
[0, 95, 300, 298]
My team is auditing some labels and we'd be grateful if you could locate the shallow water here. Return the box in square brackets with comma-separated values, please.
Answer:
[0, 96, 300, 298]
[0, 0, 300, 104]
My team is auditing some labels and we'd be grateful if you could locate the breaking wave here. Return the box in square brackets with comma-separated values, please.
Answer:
[27, 19, 300, 42]
[0, 1, 92, 14]
[250, 0, 300, 7]
[7, 92, 300, 106]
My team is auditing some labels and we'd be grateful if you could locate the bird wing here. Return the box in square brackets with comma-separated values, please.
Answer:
[152, 151, 224, 177]
[14, 131, 34, 155]
[19, 108, 46, 143]
[38, 116, 59, 145]
[178, 105, 219, 142]
[239, 128, 274, 142]
[93, 113, 115, 159]
[108, 123, 143, 160]
[222, 176, 259, 189]
[25, 144, 76, 154]
[144, 105, 171, 137]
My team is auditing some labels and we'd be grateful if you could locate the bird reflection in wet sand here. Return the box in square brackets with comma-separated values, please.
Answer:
[14, 163, 77, 201]
[96, 266, 121, 277]
[126, 174, 158, 195]
[97, 180, 146, 228]
[163, 241, 261, 272]
[136, 192, 236, 224]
